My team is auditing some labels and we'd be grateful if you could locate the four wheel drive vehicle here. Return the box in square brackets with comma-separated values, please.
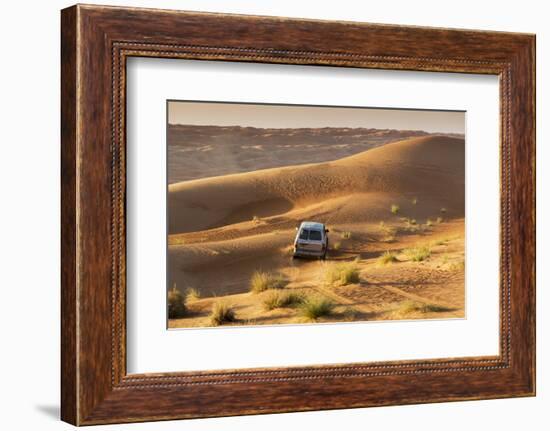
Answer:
[293, 221, 329, 260]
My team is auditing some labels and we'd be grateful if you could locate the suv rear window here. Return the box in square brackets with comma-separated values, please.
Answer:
[299, 228, 323, 241]
[308, 230, 322, 241]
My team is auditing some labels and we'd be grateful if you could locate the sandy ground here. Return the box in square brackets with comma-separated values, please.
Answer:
[167, 135, 465, 328]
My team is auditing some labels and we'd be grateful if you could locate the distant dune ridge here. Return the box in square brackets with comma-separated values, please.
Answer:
[167, 124, 465, 183]
[168, 135, 465, 235]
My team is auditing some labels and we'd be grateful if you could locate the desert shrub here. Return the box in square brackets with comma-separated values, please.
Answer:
[210, 302, 236, 326]
[340, 264, 360, 284]
[379, 221, 397, 242]
[186, 287, 201, 302]
[168, 236, 186, 246]
[300, 297, 335, 321]
[404, 246, 431, 262]
[383, 232, 397, 242]
[168, 287, 186, 319]
[426, 219, 433, 227]
[403, 218, 419, 232]
[440, 207, 447, 214]
[263, 292, 284, 311]
[436, 217, 444, 224]
[412, 197, 418, 205]
[332, 241, 342, 251]
[324, 260, 360, 286]
[341, 231, 352, 240]
[448, 260, 465, 271]
[252, 215, 260, 223]
[342, 307, 359, 321]
[395, 300, 451, 316]
[396, 300, 419, 315]
[377, 250, 399, 266]
[391, 204, 400, 215]
[250, 271, 287, 293]
[263, 291, 305, 311]
[422, 303, 452, 312]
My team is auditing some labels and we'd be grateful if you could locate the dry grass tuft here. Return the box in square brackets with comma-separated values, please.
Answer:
[342, 307, 359, 321]
[210, 302, 236, 326]
[324, 260, 360, 286]
[404, 245, 431, 262]
[168, 286, 186, 319]
[185, 287, 201, 302]
[448, 260, 465, 271]
[168, 236, 186, 246]
[250, 271, 287, 293]
[394, 300, 452, 317]
[300, 297, 335, 321]
[263, 291, 305, 311]
[391, 204, 400, 215]
[403, 218, 420, 232]
[377, 250, 399, 266]
[379, 221, 397, 242]
[341, 231, 352, 240]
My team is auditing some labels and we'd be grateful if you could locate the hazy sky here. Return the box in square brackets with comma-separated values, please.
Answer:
[168, 101, 465, 134]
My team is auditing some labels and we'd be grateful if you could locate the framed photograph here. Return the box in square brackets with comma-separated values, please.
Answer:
[61, 4, 535, 425]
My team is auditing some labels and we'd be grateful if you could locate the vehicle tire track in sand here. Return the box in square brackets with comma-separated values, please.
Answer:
[311, 284, 380, 315]
[377, 284, 461, 315]
[307, 263, 456, 316]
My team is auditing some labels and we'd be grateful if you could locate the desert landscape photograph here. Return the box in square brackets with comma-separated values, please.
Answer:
[167, 101, 466, 328]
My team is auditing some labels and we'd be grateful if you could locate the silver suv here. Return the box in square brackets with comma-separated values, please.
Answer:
[293, 221, 329, 260]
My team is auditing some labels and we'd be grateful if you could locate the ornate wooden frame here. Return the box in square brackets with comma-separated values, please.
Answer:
[61, 4, 535, 425]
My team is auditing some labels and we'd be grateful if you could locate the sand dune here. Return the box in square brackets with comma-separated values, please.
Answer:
[167, 134, 466, 321]
[167, 125, 438, 183]
[168, 135, 464, 235]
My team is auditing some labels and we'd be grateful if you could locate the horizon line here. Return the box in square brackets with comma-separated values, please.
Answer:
[167, 123, 465, 135]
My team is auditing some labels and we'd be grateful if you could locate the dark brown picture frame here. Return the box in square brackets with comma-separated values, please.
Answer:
[61, 4, 536, 425]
